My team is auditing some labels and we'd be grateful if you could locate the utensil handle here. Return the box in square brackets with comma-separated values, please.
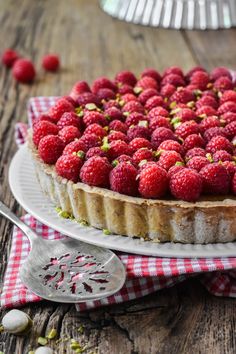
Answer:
[0, 200, 37, 245]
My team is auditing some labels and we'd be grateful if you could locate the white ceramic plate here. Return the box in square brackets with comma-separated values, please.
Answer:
[8, 144, 236, 258]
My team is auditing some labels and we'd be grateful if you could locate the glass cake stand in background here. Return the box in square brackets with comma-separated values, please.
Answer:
[100, 0, 236, 30]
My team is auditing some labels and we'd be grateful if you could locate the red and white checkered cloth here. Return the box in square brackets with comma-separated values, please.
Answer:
[3, 96, 236, 311]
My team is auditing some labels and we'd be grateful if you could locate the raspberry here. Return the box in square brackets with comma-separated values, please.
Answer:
[160, 84, 176, 98]
[151, 127, 176, 148]
[91, 77, 116, 94]
[170, 88, 194, 104]
[37, 114, 55, 124]
[62, 139, 86, 155]
[118, 84, 134, 95]
[168, 164, 185, 178]
[185, 147, 206, 160]
[122, 101, 145, 114]
[129, 138, 152, 152]
[196, 105, 217, 117]
[38, 135, 64, 164]
[196, 95, 218, 109]
[120, 94, 137, 105]
[97, 88, 116, 101]
[203, 127, 227, 142]
[109, 120, 127, 133]
[148, 106, 169, 119]
[161, 74, 185, 87]
[221, 112, 236, 125]
[42, 54, 60, 71]
[201, 90, 217, 98]
[206, 135, 233, 154]
[224, 121, 236, 139]
[85, 147, 107, 160]
[84, 123, 107, 138]
[199, 116, 220, 132]
[80, 156, 111, 187]
[186, 156, 209, 172]
[175, 121, 200, 139]
[48, 98, 74, 122]
[138, 161, 157, 172]
[218, 101, 236, 115]
[69, 81, 91, 100]
[135, 76, 158, 90]
[110, 162, 138, 196]
[172, 108, 196, 123]
[115, 155, 133, 164]
[210, 67, 231, 81]
[170, 169, 202, 202]
[183, 134, 205, 151]
[83, 111, 107, 127]
[190, 71, 210, 90]
[185, 66, 206, 81]
[127, 125, 150, 141]
[132, 148, 154, 166]
[214, 76, 233, 91]
[63, 95, 77, 107]
[141, 68, 162, 82]
[57, 112, 82, 130]
[163, 66, 184, 78]
[158, 150, 183, 171]
[145, 96, 164, 111]
[125, 112, 145, 127]
[103, 100, 120, 110]
[158, 140, 183, 154]
[108, 131, 128, 143]
[115, 71, 137, 87]
[80, 133, 101, 151]
[220, 90, 236, 104]
[2, 48, 19, 68]
[77, 92, 100, 107]
[223, 161, 236, 178]
[108, 140, 132, 160]
[58, 125, 81, 144]
[138, 164, 168, 198]
[12, 59, 36, 83]
[213, 150, 232, 162]
[149, 116, 171, 132]
[104, 106, 123, 121]
[33, 120, 59, 147]
[200, 163, 230, 194]
[55, 154, 83, 182]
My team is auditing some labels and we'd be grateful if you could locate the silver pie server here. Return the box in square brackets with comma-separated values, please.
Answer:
[0, 201, 126, 303]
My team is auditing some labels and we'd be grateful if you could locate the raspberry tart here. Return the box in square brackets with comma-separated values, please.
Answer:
[28, 66, 236, 244]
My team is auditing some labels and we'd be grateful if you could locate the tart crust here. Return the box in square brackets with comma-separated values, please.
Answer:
[28, 134, 236, 244]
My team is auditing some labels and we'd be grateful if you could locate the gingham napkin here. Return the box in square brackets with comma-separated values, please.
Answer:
[3, 96, 236, 311]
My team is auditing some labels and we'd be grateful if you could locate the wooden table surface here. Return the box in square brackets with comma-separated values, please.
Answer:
[1, 0, 236, 353]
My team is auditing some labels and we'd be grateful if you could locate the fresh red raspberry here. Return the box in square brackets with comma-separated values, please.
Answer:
[108, 131, 128, 143]
[175, 121, 200, 139]
[108, 140, 132, 160]
[127, 125, 150, 141]
[206, 135, 233, 154]
[118, 84, 134, 95]
[145, 96, 164, 111]
[103, 99, 120, 110]
[224, 121, 236, 139]
[196, 95, 218, 109]
[138, 164, 168, 198]
[200, 163, 230, 194]
[196, 105, 217, 117]
[12, 59, 36, 83]
[170, 169, 202, 202]
[149, 116, 171, 132]
[199, 116, 220, 132]
[157, 151, 183, 171]
[48, 98, 74, 122]
[185, 66, 206, 81]
[63, 95, 77, 107]
[185, 147, 206, 160]
[37, 114, 56, 124]
[132, 148, 154, 166]
[151, 127, 176, 148]
[148, 106, 169, 119]
[121, 93, 138, 104]
[161, 74, 185, 87]
[163, 66, 184, 77]
[114, 155, 133, 164]
[77, 92, 100, 107]
[122, 101, 145, 114]
[42, 54, 60, 72]
[220, 90, 236, 104]
[170, 88, 194, 104]
[172, 108, 197, 123]
[223, 161, 236, 178]
[2, 48, 19, 68]
[58, 125, 81, 144]
[167, 164, 185, 178]
[104, 106, 123, 121]
[109, 120, 127, 133]
[214, 76, 233, 91]
[38, 135, 64, 164]
[85, 147, 107, 160]
[141, 68, 162, 82]
[110, 162, 138, 196]
[218, 101, 236, 115]
[55, 154, 83, 182]
[125, 112, 145, 127]
[97, 88, 116, 101]
[135, 76, 158, 91]
[80, 156, 111, 187]
[203, 127, 227, 142]
[63, 139, 86, 155]
[79, 132, 101, 150]
[138, 88, 158, 105]
[69, 81, 91, 100]
[115, 71, 137, 87]
[210, 67, 231, 81]
[57, 112, 82, 130]
[84, 123, 107, 138]
[160, 84, 176, 98]
[186, 156, 209, 172]
[183, 134, 205, 151]
[91, 77, 116, 94]
[190, 71, 210, 90]
[221, 112, 236, 125]
[138, 161, 157, 172]
[201, 90, 217, 98]
[213, 150, 232, 162]
[33, 120, 59, 147]
[129, 138, 152, 152]
[83, 111, 107, 127]
[158, 140, 183, 154]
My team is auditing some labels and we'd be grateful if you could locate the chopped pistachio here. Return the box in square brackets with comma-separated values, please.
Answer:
[103, 229, 111, 235]
[138, 120, 148, 127]
[138, 159, 148, 167]
[112, 159, 119, 167]
[186, 101, 195, 108]
[46, 328, 57, 339]
[37, 337, 48, 346]
[78, 111, 84, 117]
[85, 103, 97, 111]
[118, 99, 125, 107]
[123, 111, 130, 117]
[175, 161, 184, 166]
[133, 87, 143, 94]
[206, 153, 213, 163]
[169, 101, 177, 109]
